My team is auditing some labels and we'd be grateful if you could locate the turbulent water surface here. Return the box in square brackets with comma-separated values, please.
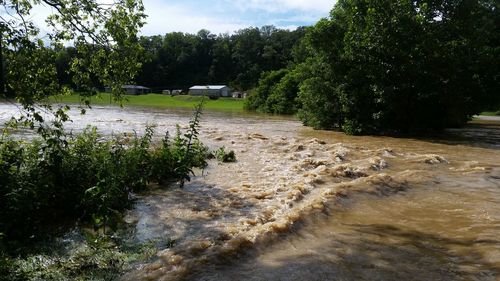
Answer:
[1, 103, 499, 281]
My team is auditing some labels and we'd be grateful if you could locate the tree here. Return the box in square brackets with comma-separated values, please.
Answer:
[209, 33, 234, 84]
[231, 27, 264, 90]
[244, 69, 288, 112]
[1, 0, 146, 128]
[244, 65, 306, 114]
[132, 26, 306, 91]
[298, 0, 499, 134]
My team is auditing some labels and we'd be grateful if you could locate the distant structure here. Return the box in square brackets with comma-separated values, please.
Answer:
[171, 89, 183, 95]
[189, 85, 230, 98]
[162, 89, 171, 95]
[232, 92, 241, 98]
[231, 91, 248, 98]
[121, 85, 151, 95]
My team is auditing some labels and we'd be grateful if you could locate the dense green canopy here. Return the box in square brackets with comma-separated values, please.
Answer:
[297, 0, 499, 134]
[44, 26, 306, 93]
[134, 26, 306, 91]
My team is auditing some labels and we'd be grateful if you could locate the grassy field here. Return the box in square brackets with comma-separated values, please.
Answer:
[51, 93, 245, 112]
[480, 110, 500, 116]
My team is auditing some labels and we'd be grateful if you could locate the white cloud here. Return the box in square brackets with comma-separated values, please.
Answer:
[17, 0, 330, 37]
[142, 0, 249, 35]
[230, 0, 334, 13]
[31, 5, 56, 34]
[141, 0, 331, 35]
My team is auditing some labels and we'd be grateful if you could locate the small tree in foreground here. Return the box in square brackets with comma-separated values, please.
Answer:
[1, 0, 146, 128]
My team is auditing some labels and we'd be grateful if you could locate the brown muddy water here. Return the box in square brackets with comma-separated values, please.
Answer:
[1, 103, 499, 281]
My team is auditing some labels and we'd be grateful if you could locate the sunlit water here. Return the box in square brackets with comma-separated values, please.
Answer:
[1, 103, 499, 280]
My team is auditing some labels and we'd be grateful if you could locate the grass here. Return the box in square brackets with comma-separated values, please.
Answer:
[51, 93, 245, 112]
[0, 229, 171, 281]
[479, 110, 500, 116]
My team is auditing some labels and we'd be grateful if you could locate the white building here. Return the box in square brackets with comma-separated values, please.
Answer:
[189, 85, 230, 98]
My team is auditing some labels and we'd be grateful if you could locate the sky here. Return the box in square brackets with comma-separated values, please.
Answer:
[141, 0, 334, 35]
[29, 0, 334, 36]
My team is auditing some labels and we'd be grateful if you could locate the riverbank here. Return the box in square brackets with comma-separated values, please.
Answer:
[50, 93, 245, 112]
[480, 110, 500, 116]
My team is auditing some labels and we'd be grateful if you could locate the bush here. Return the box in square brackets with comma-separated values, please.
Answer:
[0, 103, 209, 241]
[244, 69, 288, 113]
[149, 127, 209, 186]
[244, 67, 305, 115]
[215, 147, 236, 163]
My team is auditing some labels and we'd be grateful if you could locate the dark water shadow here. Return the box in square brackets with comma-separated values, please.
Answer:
[187, 221, 500, 281]
[411, 121, 500, 150]
[182, 181, 500, 281]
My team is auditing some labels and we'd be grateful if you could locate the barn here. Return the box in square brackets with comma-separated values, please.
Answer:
[189, 85, 231, 98]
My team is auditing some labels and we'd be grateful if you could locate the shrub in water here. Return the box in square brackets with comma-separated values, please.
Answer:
[0, 101, 209, 242]
[215, 146, 237, 163]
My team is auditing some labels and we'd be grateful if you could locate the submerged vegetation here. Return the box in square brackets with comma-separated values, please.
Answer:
[0, 101, 208, 240]
[296, 0, 499, 134]
[0, 0, 243, 278]
[0, 230, 165, 281]
[215, 146, 237, 163]
[1, 0, 498, 279]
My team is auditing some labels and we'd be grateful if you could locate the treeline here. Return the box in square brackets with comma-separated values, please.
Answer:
[136, 27, 306, 90]
[48, 26, 306, 92]
[247, 0, 500, 134]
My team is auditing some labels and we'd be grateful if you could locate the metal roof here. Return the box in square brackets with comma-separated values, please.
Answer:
[123, 85, 150, 89]
[189, 85, 228, 90]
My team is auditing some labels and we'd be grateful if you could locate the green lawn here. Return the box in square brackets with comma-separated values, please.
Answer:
[480, 110, 500, 116]
[51, 93, 245, 112]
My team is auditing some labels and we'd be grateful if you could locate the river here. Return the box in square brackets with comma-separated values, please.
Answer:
[1, 103, 499, 281]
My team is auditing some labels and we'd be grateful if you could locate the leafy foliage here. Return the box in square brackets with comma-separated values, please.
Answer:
[0, 95, 212, 278]
[47, 26, 306, 92]
[214, 146, 236, 163]
[150, 99, 208, 187]
[244, 69, 289, 113]
[0, 115, 209, 242]
[297, 57, 343, 130]
[1, 0, 146, 128]
[244, 62, 309, 114]
[296, 0, 499, 134]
